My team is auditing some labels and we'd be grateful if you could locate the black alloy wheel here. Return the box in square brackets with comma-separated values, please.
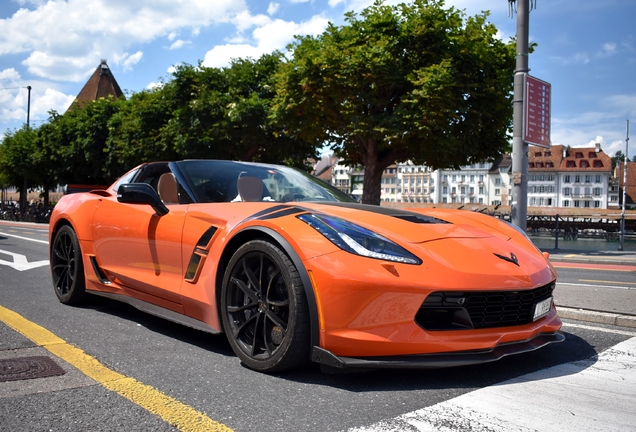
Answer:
[51, 225, 86, 305]
[221, 240, 310, 372]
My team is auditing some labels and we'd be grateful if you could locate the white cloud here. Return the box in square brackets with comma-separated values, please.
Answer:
[549, 52, 590, 66]
[121, 51, 143, 71]
[267, 2, 279, 16]
[202, 14, 329, 68]
[0, 68, 21, 83]
[0, 85, 74, 125]
[0, 0, 249, 80]
[169, 40, 191, 50]
[598, 42, 617, 57]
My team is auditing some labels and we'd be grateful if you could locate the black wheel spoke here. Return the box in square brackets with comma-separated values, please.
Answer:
[227, 302, 257, 313]
[234, 313, 257, 339]
[230, 276, 259, 304]
[243, 257, 262, 293]
[222, 240, 309, 372]
[267, 299, 289, 307]
[264, 310, 287, 332]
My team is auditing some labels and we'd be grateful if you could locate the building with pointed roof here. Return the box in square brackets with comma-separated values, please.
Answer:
[66, 60, 125, 112]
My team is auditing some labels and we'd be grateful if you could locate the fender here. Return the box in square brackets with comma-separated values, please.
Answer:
[230, 226, 321, 353]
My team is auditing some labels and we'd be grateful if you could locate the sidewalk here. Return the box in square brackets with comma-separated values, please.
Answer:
[542, 248, 636, 329]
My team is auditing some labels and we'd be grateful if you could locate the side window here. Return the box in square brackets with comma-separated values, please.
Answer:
[113, 169, 139, 193]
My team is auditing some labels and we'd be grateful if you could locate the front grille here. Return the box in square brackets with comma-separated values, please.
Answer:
[415, 282, 555, 330]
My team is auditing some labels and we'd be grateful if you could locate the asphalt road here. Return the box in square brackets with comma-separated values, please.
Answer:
[1, 222, 635, 431]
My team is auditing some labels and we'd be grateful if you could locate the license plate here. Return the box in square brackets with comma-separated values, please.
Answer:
[533, 297, 553, 321]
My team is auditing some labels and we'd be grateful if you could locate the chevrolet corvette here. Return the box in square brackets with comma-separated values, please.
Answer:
[49, 160, 563, 373]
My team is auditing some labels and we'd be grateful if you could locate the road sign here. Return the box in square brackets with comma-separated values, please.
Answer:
[524, 74, 551, 148]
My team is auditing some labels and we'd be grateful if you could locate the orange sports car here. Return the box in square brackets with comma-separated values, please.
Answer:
[49, 160, 563, 373]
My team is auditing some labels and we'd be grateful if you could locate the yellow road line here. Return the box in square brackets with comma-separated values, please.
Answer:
[0, 304, 232, 432]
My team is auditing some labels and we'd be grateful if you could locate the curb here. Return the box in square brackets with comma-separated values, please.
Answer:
[557, 306, 636, 329]
[549, 257, 636, 266]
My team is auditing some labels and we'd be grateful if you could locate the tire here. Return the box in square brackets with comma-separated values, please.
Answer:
[221, 240, 310, 372]
[51, 225, 86, 305]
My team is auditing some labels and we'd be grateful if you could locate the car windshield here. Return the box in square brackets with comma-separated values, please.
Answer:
[174, 160, 356, 204]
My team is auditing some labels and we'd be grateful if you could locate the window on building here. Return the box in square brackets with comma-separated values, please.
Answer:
[589, 152, 597, 158]
[564, 175, 571, 183]
[544, 151, 552, 156]
[593, 187, 601, 196]
[564, 200, 570, 207]
[530, 198, 536, 206]
[495, 188, 501, 196]
[574, 201, 580, 207]
[594, 201, 601, 208]
[567, 161, 576, 167]
[584, 200, 591, 208]
[495, 178, 501, 186]
[593, 160, 604, 168]
[575, 152, 583, 158]
[595, 175, 601, 183]
[547, 174, 554, 181]
[575, 175, 581, 183]
[580, 160, 590, 168]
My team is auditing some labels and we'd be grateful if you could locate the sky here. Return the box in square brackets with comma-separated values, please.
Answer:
[0, 0, 634, 160]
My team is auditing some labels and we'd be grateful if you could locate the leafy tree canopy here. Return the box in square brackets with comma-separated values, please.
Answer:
[272, 0, 516, 204]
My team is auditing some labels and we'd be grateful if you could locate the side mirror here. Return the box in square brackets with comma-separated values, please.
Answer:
[117, 183, 169, 216]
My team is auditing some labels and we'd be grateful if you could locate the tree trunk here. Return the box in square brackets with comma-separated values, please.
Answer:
[359, 138, 399, 205]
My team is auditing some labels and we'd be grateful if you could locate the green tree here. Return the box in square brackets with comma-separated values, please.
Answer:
[107, 86, 178, 171]
[163, 55, 316, 168]
[0, 126, 37, 207]
[40, 97, 124, 186]
[272, 0, 516, 204]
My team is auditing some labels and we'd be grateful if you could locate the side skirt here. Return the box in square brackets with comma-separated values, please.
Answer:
[88, 290, 221, 335]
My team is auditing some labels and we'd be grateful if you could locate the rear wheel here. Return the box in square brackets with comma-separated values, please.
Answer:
[221, 240, 310, 372]
[51, 225, 86, 305]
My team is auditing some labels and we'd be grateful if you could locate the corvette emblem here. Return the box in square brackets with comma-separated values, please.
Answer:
[494, 252, 520, 266]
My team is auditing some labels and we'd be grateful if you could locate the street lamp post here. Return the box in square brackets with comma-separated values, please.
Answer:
[510, 0, 531, 231]
[20, 86, 32, 211]
[619, 120, 629, 251]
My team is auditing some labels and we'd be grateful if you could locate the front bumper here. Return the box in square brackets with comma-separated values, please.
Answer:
[312, 331, 565, 372]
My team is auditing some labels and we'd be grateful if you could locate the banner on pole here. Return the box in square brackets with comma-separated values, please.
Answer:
[524, 74, 551, 148]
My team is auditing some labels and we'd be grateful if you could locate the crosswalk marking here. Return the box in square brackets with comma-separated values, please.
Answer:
[348, 337, 636, 432]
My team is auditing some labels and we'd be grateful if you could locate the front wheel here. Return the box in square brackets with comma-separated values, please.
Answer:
[51, 225, 86, 305]
[221, 240, 310, 372]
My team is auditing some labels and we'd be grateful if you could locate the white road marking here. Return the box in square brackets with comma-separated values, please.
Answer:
[557, 282, 635, 290]
[0, 249, 49, 271]
[0, 231, 48, 245]
[348, 337, 636, 432]
[562, 322, 636, 337]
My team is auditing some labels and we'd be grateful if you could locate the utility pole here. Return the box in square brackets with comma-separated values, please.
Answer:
[20, 86, 32, 211]
[510, 0, 530, 230]
[619, 120, 629, 251]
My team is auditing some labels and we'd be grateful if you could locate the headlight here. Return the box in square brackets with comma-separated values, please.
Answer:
[297, 213, 422, 265]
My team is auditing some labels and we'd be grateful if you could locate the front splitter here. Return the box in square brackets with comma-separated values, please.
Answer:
[312, 332, 565, 372]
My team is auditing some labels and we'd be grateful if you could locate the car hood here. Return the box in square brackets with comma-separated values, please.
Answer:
[298, 202, 503, 244]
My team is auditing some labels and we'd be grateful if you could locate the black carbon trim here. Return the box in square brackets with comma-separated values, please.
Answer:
[256, 206, 305, 220]
[313, 332, 565, 371]
[312, 202, 449, 224]
[185, 226, 219, 283]
[89, 256, 112, 285]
